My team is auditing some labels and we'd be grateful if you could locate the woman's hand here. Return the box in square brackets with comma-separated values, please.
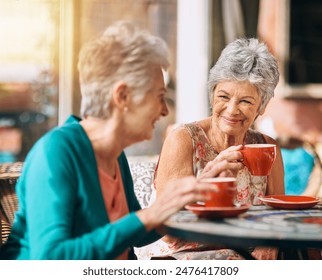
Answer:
[199, 145, 244, 179]
[136, 176, 213, 231]
[251, 247, 279, 260]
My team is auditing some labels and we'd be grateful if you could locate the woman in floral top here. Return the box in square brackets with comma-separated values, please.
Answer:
[153, 38, 284, 260]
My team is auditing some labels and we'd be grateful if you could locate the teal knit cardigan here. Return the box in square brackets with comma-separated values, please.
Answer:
[0, 115, 160, 260]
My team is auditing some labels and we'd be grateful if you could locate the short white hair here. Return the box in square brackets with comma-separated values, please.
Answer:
[77, 21, 169, 119]
[208, 38, 279, 112]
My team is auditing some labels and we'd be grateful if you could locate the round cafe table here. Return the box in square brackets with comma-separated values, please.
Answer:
[160, 205, 322, 260]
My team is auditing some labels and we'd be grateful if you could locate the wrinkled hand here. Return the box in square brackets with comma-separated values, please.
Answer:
[199, 145, 244, 179]
[251, 247, 279, 260]
[137, 176, 213, 231]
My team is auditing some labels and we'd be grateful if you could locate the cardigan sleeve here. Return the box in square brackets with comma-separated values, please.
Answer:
[22, 130, 153, 259]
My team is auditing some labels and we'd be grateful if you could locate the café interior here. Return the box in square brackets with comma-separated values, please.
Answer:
[0, 0, 322, 259]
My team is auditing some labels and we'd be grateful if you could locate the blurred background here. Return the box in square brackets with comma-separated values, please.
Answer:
[0, 0, 321, 195]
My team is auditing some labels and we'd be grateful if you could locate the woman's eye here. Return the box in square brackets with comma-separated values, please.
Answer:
[219, 95, 229, 100]
[241, 100, 252, 104]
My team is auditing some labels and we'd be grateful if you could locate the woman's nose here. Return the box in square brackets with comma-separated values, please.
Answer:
[161, 101, 169, 117]
[226, 100, 240, 114]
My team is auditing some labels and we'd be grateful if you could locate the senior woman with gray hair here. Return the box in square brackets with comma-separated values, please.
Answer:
[0, 21, 216, 260]
[152, 38, 284, 260]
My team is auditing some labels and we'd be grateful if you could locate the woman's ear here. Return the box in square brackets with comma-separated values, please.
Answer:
[254, 106, 266, 121]
[258, 106, 266, 116]
[112, 81, 129, 109]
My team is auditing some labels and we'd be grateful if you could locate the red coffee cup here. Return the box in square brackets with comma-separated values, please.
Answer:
[240, 144, 276, 176]
[200, 177, 237, 207]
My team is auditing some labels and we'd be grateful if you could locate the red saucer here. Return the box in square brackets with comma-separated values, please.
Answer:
[259, 195, 320, 210]
[185, 204, 250, 219]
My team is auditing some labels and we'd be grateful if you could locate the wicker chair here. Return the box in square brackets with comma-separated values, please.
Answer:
[0, 162, 23, 245]
[0, 209, 2, 246]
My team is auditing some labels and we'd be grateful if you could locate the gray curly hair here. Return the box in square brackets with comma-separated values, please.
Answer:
[208, 38, 279, 112]
[77, 21, 169, 119]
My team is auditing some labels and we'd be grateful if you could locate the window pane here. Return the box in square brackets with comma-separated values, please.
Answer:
[289, 0, 322, 84]
[0, 1, 59, 162]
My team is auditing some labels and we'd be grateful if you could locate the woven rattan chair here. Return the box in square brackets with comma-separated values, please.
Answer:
[0, 210, 2, 246]
[0, 162, 23, 244]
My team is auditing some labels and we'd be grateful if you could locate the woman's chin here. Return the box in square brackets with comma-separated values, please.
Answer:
[144, 133, 153, 141]
[220, 124, 246, 136]
[137, 132, 153, 143]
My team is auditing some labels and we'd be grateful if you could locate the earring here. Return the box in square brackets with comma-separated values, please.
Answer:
[123, 107, 128, 112]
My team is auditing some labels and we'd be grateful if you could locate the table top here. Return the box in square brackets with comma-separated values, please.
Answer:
[162, 205, 322, 250]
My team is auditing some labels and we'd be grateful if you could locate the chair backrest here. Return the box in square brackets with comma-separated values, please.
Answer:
[0, 210, 2, 247]
[0, 162, 23, 244]
[127, 156, 158, 208]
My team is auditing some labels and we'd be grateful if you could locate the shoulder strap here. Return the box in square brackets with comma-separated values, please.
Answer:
[183, 122, 217, 176]
[245, 129, 267, 144]
[183, 122, 202, 150]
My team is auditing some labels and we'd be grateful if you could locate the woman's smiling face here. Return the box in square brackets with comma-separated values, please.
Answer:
[211, 80, 263, 136]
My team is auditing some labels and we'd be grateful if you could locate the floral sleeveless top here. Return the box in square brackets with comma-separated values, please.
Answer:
[136, 123, 268, 260]
[185, 122, 267, 205]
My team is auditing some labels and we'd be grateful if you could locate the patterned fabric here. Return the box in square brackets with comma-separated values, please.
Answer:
[184, 122, 267, 206]
[129, 159, 157, 208]
[140, 122, 268, 260]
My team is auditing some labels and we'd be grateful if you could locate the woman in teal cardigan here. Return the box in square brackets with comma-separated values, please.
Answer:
[0, 21, 219, 260]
